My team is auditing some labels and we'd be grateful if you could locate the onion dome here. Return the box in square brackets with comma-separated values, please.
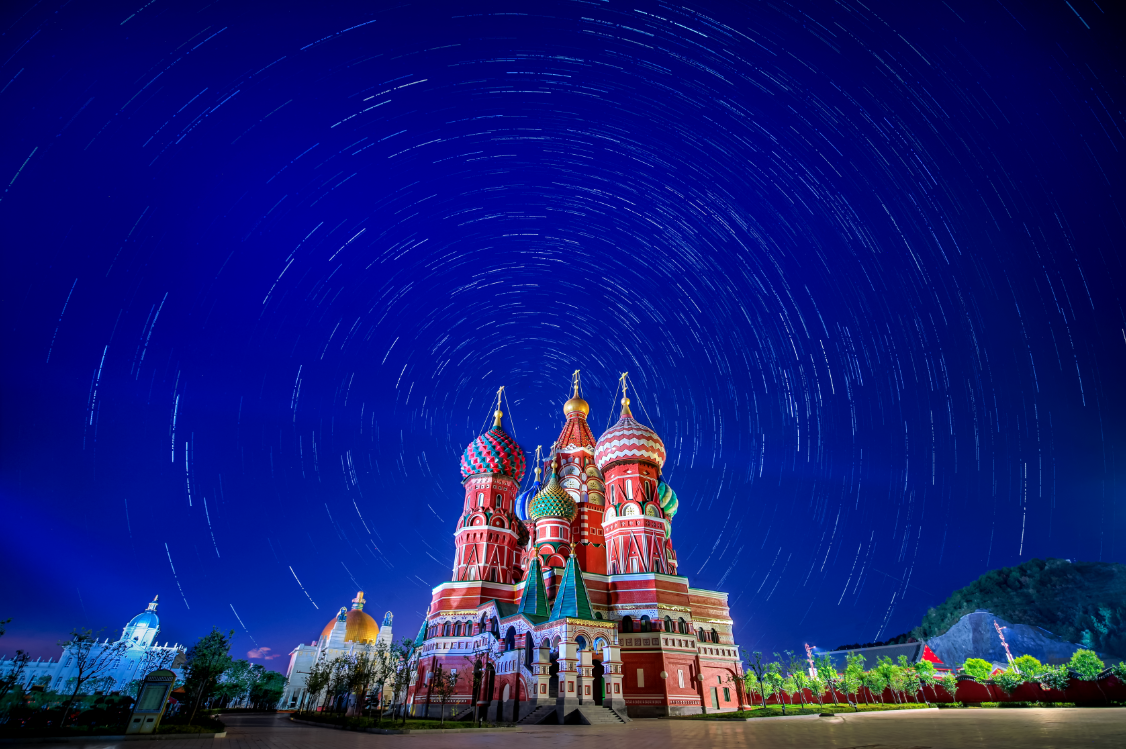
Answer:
[594, 395, 666, 470]
[515, 466, 543, 521]
[320, 592, 380, 643]
[460, 409, 527, 482]
[657, 481, 679, 519]
[529, 465, 577, 522]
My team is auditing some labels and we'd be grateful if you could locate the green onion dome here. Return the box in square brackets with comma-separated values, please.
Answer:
[528, 468, 577, 522]
[657, 480, 679, 519]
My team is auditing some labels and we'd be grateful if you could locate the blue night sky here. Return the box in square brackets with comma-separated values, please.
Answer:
[1, 1, 1123, 669]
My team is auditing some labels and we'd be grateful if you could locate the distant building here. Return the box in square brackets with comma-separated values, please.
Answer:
[279, 591, 393, 710]
[0, 596, 185, 695]
[820, 641, 950, 673]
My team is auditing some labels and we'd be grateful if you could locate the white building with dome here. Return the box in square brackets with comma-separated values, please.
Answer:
[0, 596, 186, 695]
[279, 591, 394, 710]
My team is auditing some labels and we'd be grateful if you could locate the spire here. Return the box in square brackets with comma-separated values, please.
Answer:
[619, 372, 632, 417]
[146, 596, 159, 613]
[549, 555, 594, 621]
[563, 370, 590, 417]
[352, 591, 366, 610]
[494, 385, 505, 428]
[518, 558, 549, 620]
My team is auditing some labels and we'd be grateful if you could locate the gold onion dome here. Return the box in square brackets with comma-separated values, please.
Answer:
[563, 372, 590, 417]
[529, 465, 577, 522]
[320, 592, 380, 643]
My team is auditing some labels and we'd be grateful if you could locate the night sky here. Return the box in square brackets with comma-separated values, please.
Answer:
[2, 0, 1124, 670]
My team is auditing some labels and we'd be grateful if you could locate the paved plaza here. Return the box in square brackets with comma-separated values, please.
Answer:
[18, 709, 1126, 749]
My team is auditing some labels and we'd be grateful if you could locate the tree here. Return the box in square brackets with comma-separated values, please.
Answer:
[806, 673, 825, 707]
[844, 652, 867, 708]
[1013, 654, 1043, 676]
[248, 669, 286, 709]
[785, 651, 811, 709]
[429, 663, 459, 726]
[57, 629, 130, 727]
[1109, 660, 1126, 683]
[861, 668, 886, 703]
[873, 657, 900, 703]
[814, 654, 842, 706]
[304, 656, 332, 713]
[913, 659, 937, 704]
[384, 638, 415, 726]
[961, 658, 993, 682]
[743, 670, 774, 709]
[765, 660, 787, 714]
[897, 656, 922, 703]
[937, 673, 958, 704]
[215, 659, 253, 707]
[0, 650, 30, 703]
[742, 650, 770, 710]
[182, 627, 234, 725]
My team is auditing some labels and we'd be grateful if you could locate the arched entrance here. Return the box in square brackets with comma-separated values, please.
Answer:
[592, 657, 605, 705]
[548, 653, 559, 698]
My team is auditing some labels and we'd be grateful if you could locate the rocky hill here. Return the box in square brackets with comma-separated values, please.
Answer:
[925, 610, 1086, 667]
[913, 558, 1126, 658]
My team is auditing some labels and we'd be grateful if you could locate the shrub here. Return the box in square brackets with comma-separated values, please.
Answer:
[962, 658, 993, 681]
[1068, 650, 1104, 681]
[1039, 664, 1070, 692]
[993, 669, 1025, 694]
[1012, 655, 1042, 676]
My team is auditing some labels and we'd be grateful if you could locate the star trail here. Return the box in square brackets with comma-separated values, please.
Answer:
[1, 0, 1124, 663]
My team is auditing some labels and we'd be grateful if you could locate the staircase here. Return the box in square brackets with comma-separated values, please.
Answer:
[452, 706, 476, 722]
[517, 705, 557, 725]
[566, 705, 630, 725]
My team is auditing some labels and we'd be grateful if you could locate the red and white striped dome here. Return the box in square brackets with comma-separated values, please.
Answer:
[595, 413, 665, 470]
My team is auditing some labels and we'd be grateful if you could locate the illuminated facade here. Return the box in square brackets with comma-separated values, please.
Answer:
[279, 592, 394, 710]
[404, 378, 749, 722]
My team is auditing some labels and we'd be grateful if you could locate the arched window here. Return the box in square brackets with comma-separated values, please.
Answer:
[664, 616, 674, 632]
[711, 629, 719, 643]
[698, 629, 706, 642]
[640, 615, 651, 632]
[575, 635, 588, 651]
[454, 622, 462, 637]
[477, 492, 484, 507]
[504, 627, 516, 652]
[625, 480, 633, 499]
[442, 622, 451, 637]
[620, 615, 633, 633]
[496, 493, 502, 507]
[678, 617, 688, 634]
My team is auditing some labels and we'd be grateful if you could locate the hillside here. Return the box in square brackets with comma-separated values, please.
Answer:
[912, 558, 1126, 657]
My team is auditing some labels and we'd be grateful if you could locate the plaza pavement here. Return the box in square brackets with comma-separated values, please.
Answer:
[17, 707, 1126, 749]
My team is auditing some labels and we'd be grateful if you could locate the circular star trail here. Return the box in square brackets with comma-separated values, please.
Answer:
[1, 0, 1124, 660]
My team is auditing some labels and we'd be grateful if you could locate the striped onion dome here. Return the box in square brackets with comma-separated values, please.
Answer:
[460, 410, 526, 482]
[594, 397, 666, 470]
[529, 468, 577, 522]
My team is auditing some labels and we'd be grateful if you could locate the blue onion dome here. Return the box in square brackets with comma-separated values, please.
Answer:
[515, 466, 543, 521]
[529, 466, 577, 522]
[460, 409, 527, 482]
[657, 481, 679, 519]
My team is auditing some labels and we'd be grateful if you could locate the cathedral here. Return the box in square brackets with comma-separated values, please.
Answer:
[0, 597, 185, 696]
[279, 591, 394, 710]
[404, 377, 749, 722]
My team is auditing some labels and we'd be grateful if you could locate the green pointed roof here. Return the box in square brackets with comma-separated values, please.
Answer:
[549, 555, 594, 621]
[518, 558, 549, 621]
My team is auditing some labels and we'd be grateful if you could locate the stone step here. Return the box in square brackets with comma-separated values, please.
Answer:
[517, 705, 557, 725]
[568, 706, 629, 725]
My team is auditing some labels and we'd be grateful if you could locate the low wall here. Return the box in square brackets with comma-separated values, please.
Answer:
[752, 672, 1125, 706]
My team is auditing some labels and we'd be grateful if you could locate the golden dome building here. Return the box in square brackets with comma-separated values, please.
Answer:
[280, 592, 394, 710]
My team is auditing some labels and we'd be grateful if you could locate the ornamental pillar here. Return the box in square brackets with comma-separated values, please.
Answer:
[555, 639, 581, 721]
[601, 641, 627, 713]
